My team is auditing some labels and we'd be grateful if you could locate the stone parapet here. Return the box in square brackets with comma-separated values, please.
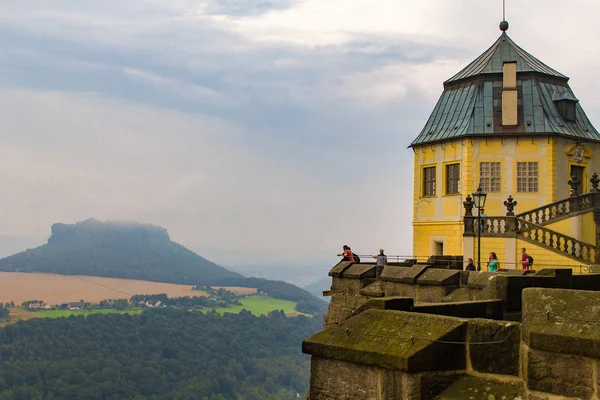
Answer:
[415, 300, 504, 320]
[522, 287, 600, 358]
[467, 318, 520, 376]
[416, 269, 461, 286]
[303, 310, 467, 372]
[380, 264, 429, 283]
[339, 263, 377, 279]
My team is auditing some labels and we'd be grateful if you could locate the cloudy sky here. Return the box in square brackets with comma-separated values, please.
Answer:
[1, 0, 600, 271]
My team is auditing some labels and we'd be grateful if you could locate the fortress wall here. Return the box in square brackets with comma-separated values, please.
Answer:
[307, 287, 600, 399]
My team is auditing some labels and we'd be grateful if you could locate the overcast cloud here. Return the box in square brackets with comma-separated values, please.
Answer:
[1, 0, 600, 271]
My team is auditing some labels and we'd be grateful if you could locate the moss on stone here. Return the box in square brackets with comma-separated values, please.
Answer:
[341, 264, 377, 279]
[381, 265, 429, 283]
[433, 375, 524, 400]
[468, 319, 520, 376]
[329, 261, 352, 277]
[522, 288, 600, 357]
[303, 310, 466, 372]
[417, 269, 461, 286]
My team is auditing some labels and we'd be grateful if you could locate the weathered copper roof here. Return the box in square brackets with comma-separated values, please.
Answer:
[410, 32, 600, 146]
[445, 33, 567, 84]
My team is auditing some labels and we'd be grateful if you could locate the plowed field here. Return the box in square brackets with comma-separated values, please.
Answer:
[0, 272, 211, 304]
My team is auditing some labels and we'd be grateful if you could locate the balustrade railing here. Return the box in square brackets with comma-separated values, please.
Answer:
[516, 193, 594, 226]
[465, 216, 515, 236]
[464, 214, 599, 264]
[518, 219, 598, 264]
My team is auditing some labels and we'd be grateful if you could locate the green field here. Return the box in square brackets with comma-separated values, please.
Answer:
[36, 308, 143, 318]
[207, 296, 297, 316]
[32, 296, 297, 319]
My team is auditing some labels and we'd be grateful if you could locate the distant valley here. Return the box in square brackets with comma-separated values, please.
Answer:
[0, 219, 327, 316]
[0, 219, 325, 399]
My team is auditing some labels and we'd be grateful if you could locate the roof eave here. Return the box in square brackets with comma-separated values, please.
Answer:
[408, 132, 600, 149]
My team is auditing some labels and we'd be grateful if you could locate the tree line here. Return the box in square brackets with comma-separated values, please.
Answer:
[0, 308, 321, 399]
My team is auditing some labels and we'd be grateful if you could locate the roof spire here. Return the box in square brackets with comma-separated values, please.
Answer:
[500, 0, 509, 31]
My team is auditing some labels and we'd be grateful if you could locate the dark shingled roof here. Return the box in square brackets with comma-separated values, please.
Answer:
[446, 33, 567, 84]
[410, 33, 600, 147]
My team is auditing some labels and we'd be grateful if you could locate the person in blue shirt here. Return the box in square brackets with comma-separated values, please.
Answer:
[487, 252, 500, 272]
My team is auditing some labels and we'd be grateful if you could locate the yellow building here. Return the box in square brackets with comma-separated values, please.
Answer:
[410, 21, 600, 271]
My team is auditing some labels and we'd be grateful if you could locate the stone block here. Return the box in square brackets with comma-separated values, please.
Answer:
[415, 300, 504, 320]
[433, 375, 525, 400]
[533, 268, 572, 288]
[344, 279, 362, 296]
[416, 269, 461, 286]
[459, 271, 469, 286]
[526, 348, 594, 398]
[309, 357, 398, 400]
[441, 287, 472, 302]
[384, 282, 417, 299]
[571, 273, 600, 290]
[467, 271, 498, 289]
[303, 310, 467, 373]
[404, 372, 463, 400]
[329, 261, 352, 277]
[367, 297, 414, 311]
[417, 285, 446, 303]
[468, 319, 520, 376]
[359, 280, 384, 297]
[381, 264, 429, 284]
[472, 277, 503, 301]
[502, 275, 569, 312]
[522, 288, 600, 358]
[341, 263, 377, 279]
[330, 277, 343, 292]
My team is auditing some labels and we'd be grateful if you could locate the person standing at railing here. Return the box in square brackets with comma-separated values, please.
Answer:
[337, 245, 354, 262]
[520, 247, 532, 270]
[465, 258, 476, 271]
[370, 249, 387, 266]
[478, 208, 487, 233]
[487, 252, 499, 272]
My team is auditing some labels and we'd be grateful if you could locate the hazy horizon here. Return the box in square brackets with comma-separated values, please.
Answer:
[2, 1, 600, 269]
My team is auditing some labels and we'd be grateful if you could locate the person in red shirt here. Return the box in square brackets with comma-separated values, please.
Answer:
[521, 247, 531, 270]
[337, 245, 354, 262]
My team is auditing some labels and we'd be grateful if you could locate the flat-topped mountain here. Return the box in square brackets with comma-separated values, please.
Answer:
[0, 219, 242, 284]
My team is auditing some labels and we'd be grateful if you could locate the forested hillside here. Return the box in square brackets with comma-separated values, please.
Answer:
[0, 219, 242, 284]
[0, 309, 321, 399]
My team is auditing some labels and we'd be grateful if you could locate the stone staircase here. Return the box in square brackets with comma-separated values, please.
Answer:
[517, 219, 598, 264]
[517, 193, 594, 226]
[468, 192, 600, 265]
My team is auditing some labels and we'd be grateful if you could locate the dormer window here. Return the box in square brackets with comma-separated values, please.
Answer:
[553, 92, 578, 122]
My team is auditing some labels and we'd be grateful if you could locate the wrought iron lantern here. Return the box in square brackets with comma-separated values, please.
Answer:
[472, 187, 487, 210]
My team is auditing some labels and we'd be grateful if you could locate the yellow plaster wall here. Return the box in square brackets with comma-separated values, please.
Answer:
[516, 239, 587, 273]
[413, 150, 419, 222]
[542, 212, 596, 246]
[413, 222, 463, 259]
[412, 140, 464, 256]
[444, 143, 460, 160]
[443, 197, 461, 218]
[544, 139, 557, 202]
[582, 212, 596, 245]
[544, 218, 573, 237]
[463, 140, 475, 197]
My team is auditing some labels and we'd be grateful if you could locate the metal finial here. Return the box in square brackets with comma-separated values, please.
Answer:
[499, 0, 508, 31]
